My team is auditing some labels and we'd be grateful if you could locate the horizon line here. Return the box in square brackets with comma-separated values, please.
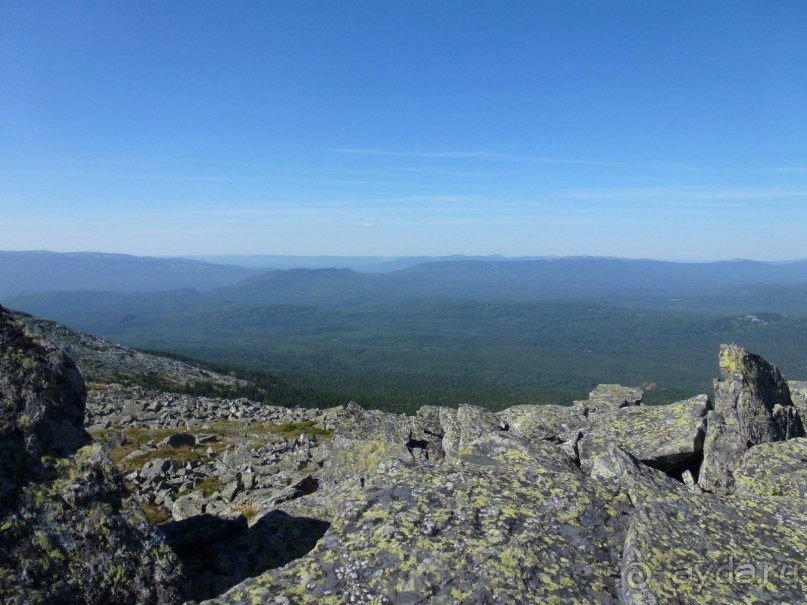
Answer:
[1, 249, 804, 265]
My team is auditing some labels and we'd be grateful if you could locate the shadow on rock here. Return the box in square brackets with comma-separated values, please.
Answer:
[160, 511, 330, 602]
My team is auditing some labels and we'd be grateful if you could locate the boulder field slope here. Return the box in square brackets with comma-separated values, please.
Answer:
[3, 305, 807, 604]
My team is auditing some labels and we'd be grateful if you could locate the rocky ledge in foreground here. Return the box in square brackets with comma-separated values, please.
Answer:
[4, 303, 807, 604]
[0, 306, 186, 603]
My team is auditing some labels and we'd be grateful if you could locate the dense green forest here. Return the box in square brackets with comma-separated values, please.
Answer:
[16, 298, 807, 414]
[8, 258, 807, 414]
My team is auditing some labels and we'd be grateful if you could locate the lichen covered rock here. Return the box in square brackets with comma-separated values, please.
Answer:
[622, 492, 807, 604]
[734, 438, 807, 498]
[0, 306, 185, 604]
[578, 394, 711, 475]
[715, 343, 804, 444]
[204, 438, 626, 604]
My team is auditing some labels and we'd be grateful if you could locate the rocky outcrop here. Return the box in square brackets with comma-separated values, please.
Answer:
[15, 311, 249, 391]
[205, 414, 628, 604]
[578, 394, 711, 476]
[0, 306, 186, 604]
[700, 343, 805, 494]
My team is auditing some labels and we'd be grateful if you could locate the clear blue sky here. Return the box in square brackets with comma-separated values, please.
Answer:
[2, 1, 806, 260]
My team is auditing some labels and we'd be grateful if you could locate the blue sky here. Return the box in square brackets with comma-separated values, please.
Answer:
[2, 1, 807, 260]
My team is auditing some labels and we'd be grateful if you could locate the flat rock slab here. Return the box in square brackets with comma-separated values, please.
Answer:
[623, 492, 807, 604]
[579, 395, 711, 474]
[734, 438, 807, 498]
[203, 454, 623, 605]
[573, 384, 644, 417]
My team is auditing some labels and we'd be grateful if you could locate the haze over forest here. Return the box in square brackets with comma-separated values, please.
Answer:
[2, 251, 806, 412]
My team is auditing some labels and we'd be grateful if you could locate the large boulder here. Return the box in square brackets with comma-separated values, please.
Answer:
[497, 403, 585, 460]
[701, 344, 805, 494]
[578, 394, 711, 476]
[698, 411, 748, 495]
[572, 383, 643, 418]
[714, 343, 803, 443]
[789, 380, 807, 423]
[0, 306, 185, 604]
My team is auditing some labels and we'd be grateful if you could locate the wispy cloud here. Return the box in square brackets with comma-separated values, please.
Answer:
[765, 166, 807, 174]
[331, 148, 697, 171]
[332, 148, 498, 159]
[356, 217, 599, 228]
[0, 168, 247, 183]
[553, 186, 807, 202]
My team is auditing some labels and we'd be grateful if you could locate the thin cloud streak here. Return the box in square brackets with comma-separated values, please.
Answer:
[0, 168, 249, 183]
[765, 166, 807, 174]
[553, 186, 807, 201]
[331, 148, 697, 171]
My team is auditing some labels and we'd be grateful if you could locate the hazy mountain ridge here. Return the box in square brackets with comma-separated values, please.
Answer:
[6, 252, 807, 412]
[6, 251, 807, 303]
[0, 251, 259, 298]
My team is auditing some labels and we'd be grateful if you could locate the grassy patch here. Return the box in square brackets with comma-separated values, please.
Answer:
[197, 476, 221, 498]
[268, 420, 332, 439]
[139, 501, 172, 525]
[89, 427, 228, 474]
[239, 503, 260, 523]
[120, 445, 211, 470]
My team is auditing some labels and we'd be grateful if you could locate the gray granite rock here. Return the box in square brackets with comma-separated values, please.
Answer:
[714, 343, 804, 444]
[0, 306, 186, 604]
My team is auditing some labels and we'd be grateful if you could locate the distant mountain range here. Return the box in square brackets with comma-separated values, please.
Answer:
[4, 250, 807, 305]
[0, 251, 258, 298]
[185, 253, 556, 273]
[5, 251, 807, 410]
